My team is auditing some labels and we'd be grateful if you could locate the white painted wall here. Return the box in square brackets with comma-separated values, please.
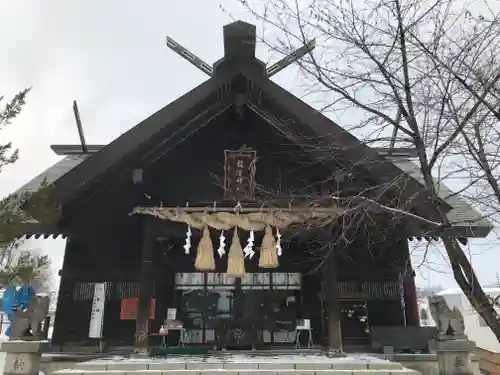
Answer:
[417, 298, 436, 327]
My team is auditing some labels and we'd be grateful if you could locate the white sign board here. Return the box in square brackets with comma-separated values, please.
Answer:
[88, 282, 106, 339]
[167, 308, 177, 320]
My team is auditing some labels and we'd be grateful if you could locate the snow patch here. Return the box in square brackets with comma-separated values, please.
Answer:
[83, 353, 392, 365]
[437, 287, 500, 297]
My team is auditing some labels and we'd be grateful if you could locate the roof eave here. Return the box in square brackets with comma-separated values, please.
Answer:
[450, 224, 494, 238]
[408, 223, 493, 238]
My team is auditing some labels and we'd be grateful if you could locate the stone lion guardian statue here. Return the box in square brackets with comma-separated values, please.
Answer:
[428, 295, 466, 340]
[11, 294, 50, 340]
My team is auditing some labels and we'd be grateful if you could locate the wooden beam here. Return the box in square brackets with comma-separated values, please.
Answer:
[51, 144, 104, 155]
[323, 250, 342, 353]
[267, 40, 315, 77]
[402, 240, 420, 326]
[132, 205, 344, 214]
[404, 275, 420, 326]
[371, 147, 418, 158]
[134, 220, 156, 355]
[51, 238, 74, 346]
[73, 101, 88, 153]
[51, 145, 417, 158]
[166, 37, 213, 77]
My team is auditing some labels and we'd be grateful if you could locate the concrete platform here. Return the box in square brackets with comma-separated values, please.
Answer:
[53, 353, 420, 375]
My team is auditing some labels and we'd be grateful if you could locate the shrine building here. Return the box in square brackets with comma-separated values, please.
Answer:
[7, 21, 492, 354]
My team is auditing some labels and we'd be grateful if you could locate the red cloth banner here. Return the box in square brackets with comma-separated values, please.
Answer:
[120, 298, 156, 320]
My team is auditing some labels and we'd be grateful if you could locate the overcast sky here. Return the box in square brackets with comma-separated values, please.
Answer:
[0, 0, 498, 292]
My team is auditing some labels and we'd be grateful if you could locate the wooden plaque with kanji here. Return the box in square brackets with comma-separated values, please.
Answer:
[223, 147, 257, 200]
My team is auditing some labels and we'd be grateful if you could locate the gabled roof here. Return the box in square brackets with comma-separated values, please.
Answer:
[13, 155, 90, 195]
[50, 22, 442, 214]
[6, 20, 491, 238]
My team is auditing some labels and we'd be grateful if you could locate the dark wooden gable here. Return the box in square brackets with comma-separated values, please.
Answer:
[47, 21, 450, 224]
[133, 107, 373, 206]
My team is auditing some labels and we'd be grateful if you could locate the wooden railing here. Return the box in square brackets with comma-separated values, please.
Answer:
[475, 347, 500, 374]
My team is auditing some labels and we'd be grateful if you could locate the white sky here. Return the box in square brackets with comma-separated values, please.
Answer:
[0, 0, 498, 292]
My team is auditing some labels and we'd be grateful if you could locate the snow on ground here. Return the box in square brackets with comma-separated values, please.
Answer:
[85, 353, 393, 365]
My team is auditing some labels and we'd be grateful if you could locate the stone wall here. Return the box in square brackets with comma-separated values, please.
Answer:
[376, 353, 480, 375]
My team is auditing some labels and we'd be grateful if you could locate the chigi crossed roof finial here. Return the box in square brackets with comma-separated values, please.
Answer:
[165, 20, 315, 78]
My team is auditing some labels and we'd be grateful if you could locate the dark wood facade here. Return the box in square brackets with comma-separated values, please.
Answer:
[50, 90, 419, 350]
[40, 21, 443, 351]
[53, 229, 415, 348]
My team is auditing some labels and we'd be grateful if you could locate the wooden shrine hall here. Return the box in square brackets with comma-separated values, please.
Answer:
[7, 21, 493, 354]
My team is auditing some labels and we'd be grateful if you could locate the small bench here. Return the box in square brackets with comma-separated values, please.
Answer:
[370, 326, 437, 353]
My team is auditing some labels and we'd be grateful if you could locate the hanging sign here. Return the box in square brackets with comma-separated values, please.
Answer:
[88, 282, 106, 339]
[224, 146, 257, 200]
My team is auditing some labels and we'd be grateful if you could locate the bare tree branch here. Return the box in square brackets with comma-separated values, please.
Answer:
[233, 0, 500, 341]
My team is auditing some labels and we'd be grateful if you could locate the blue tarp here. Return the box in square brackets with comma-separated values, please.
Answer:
[3, 284, 36, 337]
[3, 286, 17, 315]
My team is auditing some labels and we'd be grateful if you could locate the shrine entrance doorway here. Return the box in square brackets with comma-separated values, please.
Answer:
[173, 272, 302, 347]
[339, 298, 370, 346]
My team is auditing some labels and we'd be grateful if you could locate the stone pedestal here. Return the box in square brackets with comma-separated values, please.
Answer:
[0, 340, 49, 375]
[434, 338, 476, 375]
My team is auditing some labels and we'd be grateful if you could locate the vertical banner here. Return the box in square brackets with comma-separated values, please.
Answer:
[89, 282, 106, 339]
[224, 146, 257, 201]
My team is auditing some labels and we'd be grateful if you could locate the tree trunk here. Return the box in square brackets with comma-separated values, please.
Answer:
[441, 235, 500, 341]
[415, 142, 500, 342]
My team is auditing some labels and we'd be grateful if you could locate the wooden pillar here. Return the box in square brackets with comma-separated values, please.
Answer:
[322, 250, 342, 353]
[403, 271, 420, 326]
[402, 241, 420, 326]
[52, 237, 75, 347]
[134, 221, 156, 355]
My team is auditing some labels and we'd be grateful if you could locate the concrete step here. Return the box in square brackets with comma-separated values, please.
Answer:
[55, 370, 419, 375]
[71, 361, 404, 371]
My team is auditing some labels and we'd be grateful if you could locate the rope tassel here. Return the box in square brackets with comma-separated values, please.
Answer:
[226, 228, 246, 277]
[259, 225, 279, 269]
[195, 226, 216, 271]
